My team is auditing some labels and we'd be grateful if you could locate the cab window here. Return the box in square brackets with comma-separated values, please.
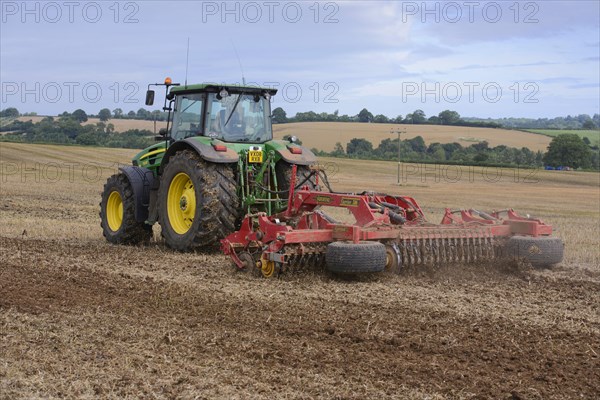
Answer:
[171, 94, 204, 140]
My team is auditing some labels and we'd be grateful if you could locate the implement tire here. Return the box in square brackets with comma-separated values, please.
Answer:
[276, 161, 318, 192]
[505, 236, 564, 268]
[100, 173, 152, 245]
[158, 150, 240, 251]
[326, 241, 386, 274]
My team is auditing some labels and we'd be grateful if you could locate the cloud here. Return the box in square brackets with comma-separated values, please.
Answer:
[0, 0, 598, 118]
[413, 1, 600, 45]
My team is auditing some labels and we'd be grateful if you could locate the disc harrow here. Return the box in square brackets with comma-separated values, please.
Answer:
[222, 166, 563, 277]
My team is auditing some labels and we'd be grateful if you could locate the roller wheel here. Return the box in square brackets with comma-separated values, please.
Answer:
[100, 173, 152, 245]
[326, 241, 386, 274]
[505, 236, 564, 268]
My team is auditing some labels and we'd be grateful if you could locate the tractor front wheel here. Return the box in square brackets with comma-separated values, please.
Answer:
[158, 150, 240, 251]
[100, 173, 152, 244]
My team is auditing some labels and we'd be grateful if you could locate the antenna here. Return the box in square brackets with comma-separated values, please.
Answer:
[230, 38, 246, 85]
[185, 37, 190, 87]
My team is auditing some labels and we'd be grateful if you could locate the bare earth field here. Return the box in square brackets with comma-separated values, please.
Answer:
[1, 142, 599, 399]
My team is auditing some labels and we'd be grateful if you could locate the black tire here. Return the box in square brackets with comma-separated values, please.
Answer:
[100, 173, 152, 245]
[158, 150, 240, 251]
[326, 241, 387, 273]
[276, 161, 318, 192]
[504, 236, 564, 268]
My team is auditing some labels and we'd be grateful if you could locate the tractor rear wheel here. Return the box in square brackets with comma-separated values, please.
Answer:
[158, 150, 240, 251]
[276, 161, 318, 192]
[505, 236, 564, 268]
[100, 173, 152, 244]
[326, 241, 387, 274]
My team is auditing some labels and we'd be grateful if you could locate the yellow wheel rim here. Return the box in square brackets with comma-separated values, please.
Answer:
[260, 258, 276, 278]
[385, 247, 397, 270]
[167, 172, 196, 235]
[106, 191, 123, 232]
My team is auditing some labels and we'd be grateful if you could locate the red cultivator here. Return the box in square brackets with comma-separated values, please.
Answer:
[221, 166, 564, 277]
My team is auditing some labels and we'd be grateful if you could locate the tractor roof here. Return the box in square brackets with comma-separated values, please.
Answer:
[169, 83, 278, 96]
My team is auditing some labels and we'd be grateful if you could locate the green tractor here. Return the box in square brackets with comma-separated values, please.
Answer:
[100, 78, 317, 251]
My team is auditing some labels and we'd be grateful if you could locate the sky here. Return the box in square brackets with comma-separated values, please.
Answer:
[1, 0, 599, 119]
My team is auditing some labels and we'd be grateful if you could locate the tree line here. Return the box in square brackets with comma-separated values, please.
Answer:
[272, 107, 503, 128]
[310, 134, 598, 170]
[3, 106, 598, 130]
[0, 116, 152, 149]
[1, 107, 598, 169]
[0, 107, 169, 123]
[271, 107, 599, 130]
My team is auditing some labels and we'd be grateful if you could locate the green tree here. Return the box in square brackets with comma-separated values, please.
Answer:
[331, 142, 345, 156]
[347, 138, 373, 155]
[98, 108, 111, 122]
[357, 108, 373, 123]
[72, 109, 88, 123]
[113, 108, 123, 118]
[582, 120, 597, 129]
[373, 114, 389, 123]
[407, 136, 426, 152]
[0, 107, 19, 118]
[438, 110, 461, 125]
[272, 107, 287, 123]
[411, 109, 426, 124]
[427, 116, 441, 124]
[390, 115, 403, 124]
[136, 108, 150, 120]
[474, 153, 489, 163]
[543, 134, 592, 169]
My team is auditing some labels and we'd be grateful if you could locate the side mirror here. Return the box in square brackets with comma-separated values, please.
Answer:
[145, 90, 155, 106]
[158, 128, 167, 136]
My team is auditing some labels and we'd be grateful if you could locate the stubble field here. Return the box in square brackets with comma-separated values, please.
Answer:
[1, 142, 599, 399]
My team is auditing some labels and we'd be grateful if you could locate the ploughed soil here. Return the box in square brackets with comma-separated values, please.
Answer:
[1, 236, 598, 399]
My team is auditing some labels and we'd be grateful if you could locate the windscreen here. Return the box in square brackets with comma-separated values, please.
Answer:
[205, 92, 272, 143]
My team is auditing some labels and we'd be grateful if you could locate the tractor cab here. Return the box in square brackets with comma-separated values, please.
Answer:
[146, 79, 277, 144]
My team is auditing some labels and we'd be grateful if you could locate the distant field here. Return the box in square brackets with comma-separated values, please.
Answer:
[274, 122, 552, 152]
[16, 116, 167, 133]
[14, 117, 554, 151]
[524, 129, 600, 145]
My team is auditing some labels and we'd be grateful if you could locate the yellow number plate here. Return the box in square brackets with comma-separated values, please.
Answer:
[248, 150, 263, 163]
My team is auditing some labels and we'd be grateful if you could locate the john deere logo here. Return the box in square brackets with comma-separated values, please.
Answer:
[316, 195, 333, 204]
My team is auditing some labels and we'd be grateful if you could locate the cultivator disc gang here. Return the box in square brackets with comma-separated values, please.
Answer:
[221, 166, 563, 277]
